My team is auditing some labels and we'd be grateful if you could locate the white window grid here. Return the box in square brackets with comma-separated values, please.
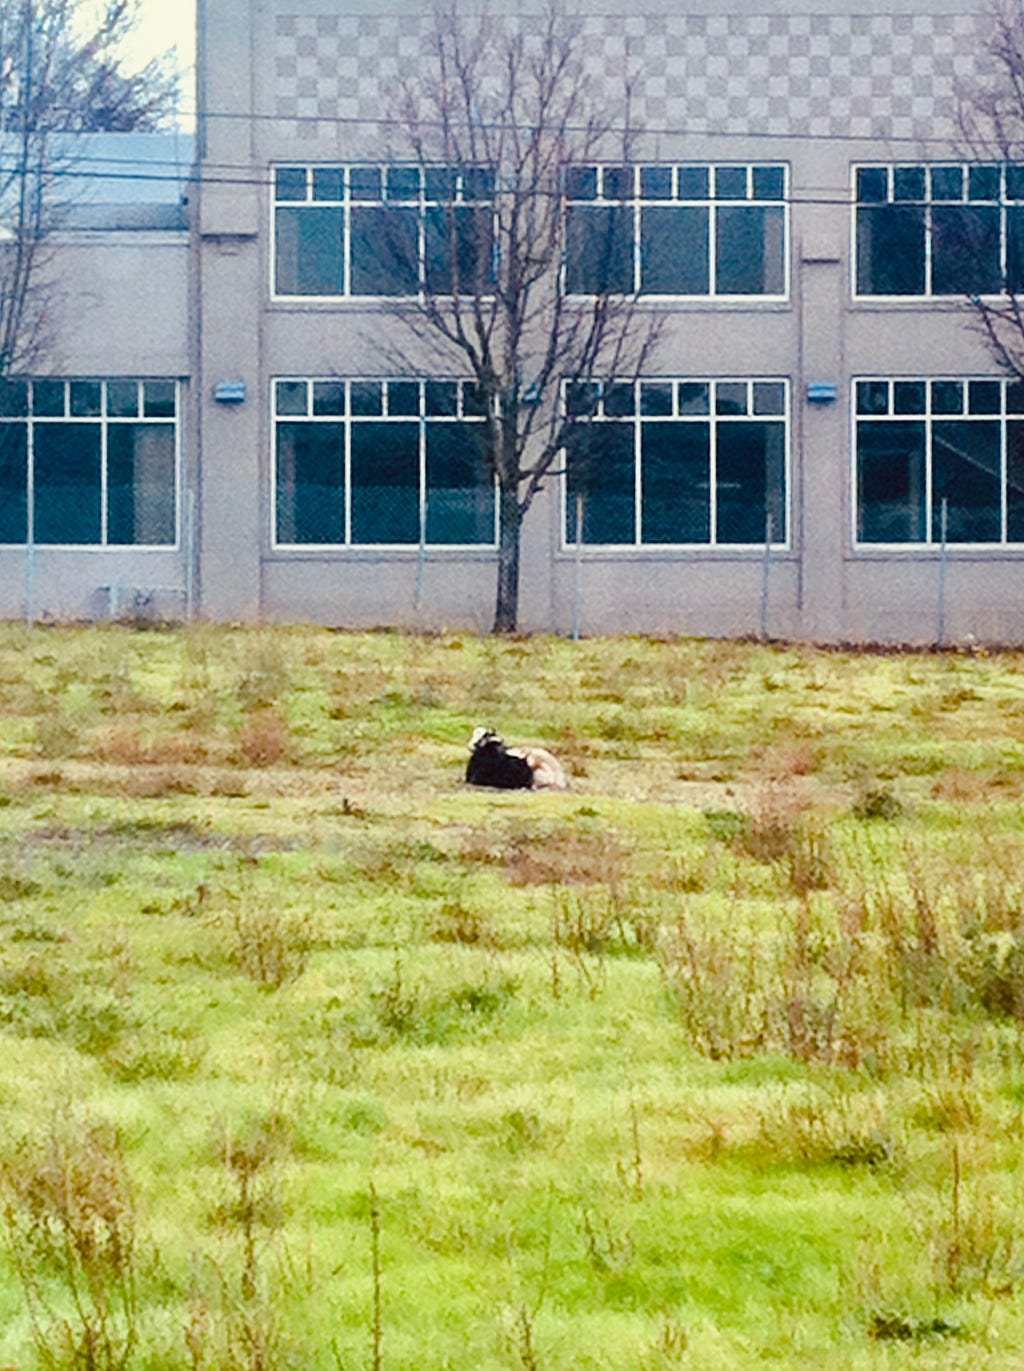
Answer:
[561, 377, 790, 549]
[271, 377, 499, 549]
[852, 162, 1024, 299]
[564, 162, 790, 300]
[271, 163, 496, 300]
[0, 378, 180, 549]
[851, 375, 1024, 547]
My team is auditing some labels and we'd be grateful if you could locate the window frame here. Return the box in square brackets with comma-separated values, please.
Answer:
[852, 163, 1024, 301]
[564, 163, 790, 302]
[270, 377, 499, 550]
[851, 376, 1024, 548]
[560, 377, 791, 551]
[270, 163, 497, 302]
[0, 378, 181, 550]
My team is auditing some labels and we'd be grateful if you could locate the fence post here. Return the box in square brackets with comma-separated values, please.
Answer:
[571, 492, 583, 642]
[937, 495, 948, 649]
[760, 509, 774, 641]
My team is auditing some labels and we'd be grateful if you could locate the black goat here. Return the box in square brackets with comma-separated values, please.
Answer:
[465, 727, 567, 791]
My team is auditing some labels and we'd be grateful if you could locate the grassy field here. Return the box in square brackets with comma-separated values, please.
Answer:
[1, 625, 1024, 1368]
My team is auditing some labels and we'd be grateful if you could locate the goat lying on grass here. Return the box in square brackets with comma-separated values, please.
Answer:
[465, 727, 567, 791]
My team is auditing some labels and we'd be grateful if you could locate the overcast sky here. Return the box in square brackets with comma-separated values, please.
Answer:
[106, 0, 197, 120]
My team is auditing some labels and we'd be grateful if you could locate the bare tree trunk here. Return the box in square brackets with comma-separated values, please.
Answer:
[493, 484, 521, 634]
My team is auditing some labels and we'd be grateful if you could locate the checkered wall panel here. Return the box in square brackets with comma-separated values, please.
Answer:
[273, 10, 990, 141]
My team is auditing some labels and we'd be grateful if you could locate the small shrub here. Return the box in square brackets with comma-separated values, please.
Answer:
[852, 785, 904, 821]
[238, 710, 289, 767]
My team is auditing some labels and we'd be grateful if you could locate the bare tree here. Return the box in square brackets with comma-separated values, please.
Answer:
[388, 2, 658, 633]
[0, 0, 178, 376]
[957, 0, 1024, 378]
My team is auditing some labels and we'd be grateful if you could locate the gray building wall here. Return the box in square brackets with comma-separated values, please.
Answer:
[185, 0, 1024, 642]
[0, 136, 192, 623]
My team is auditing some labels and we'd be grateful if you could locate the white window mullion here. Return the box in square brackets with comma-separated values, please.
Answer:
[343, 167, 351, 297]
[344, 382, 352, 546]
[925, 397, 934, 545]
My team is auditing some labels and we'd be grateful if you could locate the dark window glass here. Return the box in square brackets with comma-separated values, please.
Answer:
[350, 382, 382, 416]
[386, 166, 420, 200]
[565, 382, 599, 417]
[930, 166, 963, 200]
[0, 381, 27, 417]
[312, 167, 344, 201]
[565, 204, 633, 293]
[856, 205, 926, 294]
[425, 381, 458, 416]
[142, 380, 176, 418]
[640, 206, 709, 294]
[425, 422, 493, 543]
[1009, 381, 1024, 415]
[387, 382, 419, 416]
[640, 383, 673, 416]
[350, 206, 418, 295]
[676, 166, 709, 199]
[70, 381, 102, 417]
[1008, 420, 1024, 540]
[463, 384, 487, 417]
[969, 165, 1000, 201]
[1007, 207, 1024, 292]
[752, 166, 785, 200]
[107, 424, 176, 545]
[932, 420, 1001, 541]
[1007, 166, 1024, 201]
[893, 381, 926, 415]
[276, 380, 307, 416]
[424, 204, 493, 293]
[932, 205, 1000, 294]
[565, 423, 635, 543]
[932, 380, 963, 414]
[275, 205, 344, 294]
[275, 422, 344, 544]
[602, 166, 631, 200]
[33, 380, 64, 417]
[0, 423, 27, 542]
[715, 205, 784, 293]
[856, 167, 888, 203]
[604, 382, 634, 417]
[716, 382, 748, 416]
[424, 166, 457, 202]
[275, 167, 306, 201]
[350, 421, 419, 542]
[106, 380, 139, 418]
[461, 168, 495, 201]
[969, 380, 1001, 415]
[753, 382, 785, 416]
[312, 381, 345, 416]
[857, 380, 889, 415]
[857, 420, 926, 542]
[716, 421, 786, 543]
[677, 382, 709, 415]
[893, 165, 926, 201]
[565, 166, 598, 200]
[641, 166, 672, 199]
[33, 423, 101, 543]
[349, 166, 381, 199]
[641, 421, 710, 542]
[714, 166, 747, 200]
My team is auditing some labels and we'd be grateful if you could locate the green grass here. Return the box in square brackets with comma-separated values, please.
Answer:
[2, 624, 1024, 1367]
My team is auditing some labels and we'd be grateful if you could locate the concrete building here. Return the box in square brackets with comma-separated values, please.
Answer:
[6, 0, 1024, 643]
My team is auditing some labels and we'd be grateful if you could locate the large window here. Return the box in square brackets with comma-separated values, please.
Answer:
[273, 165, 495, 298]
[273, 378, 496, 547]
[855, 164, 1024, 297]
[565, 164, 788, 298]
[564, 379, 788, 547]
[0, 378, 178, 547]
[855, 377, 1024, 544]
